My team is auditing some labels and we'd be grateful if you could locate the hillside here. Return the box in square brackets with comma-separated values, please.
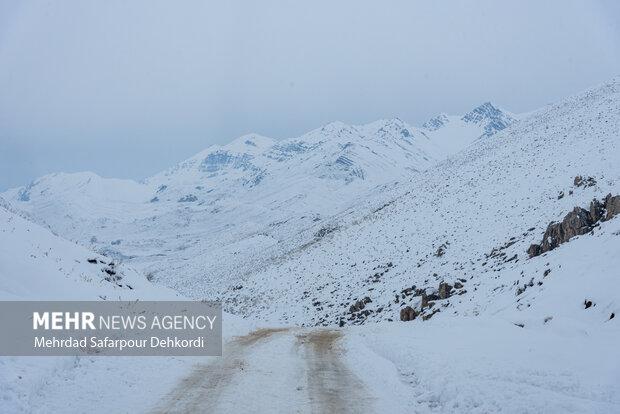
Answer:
[222, 78, 620, 327]
[0, 199, 254, 413]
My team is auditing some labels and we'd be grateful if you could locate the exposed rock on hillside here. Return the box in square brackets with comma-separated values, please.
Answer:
[528, 194, 620, 257]
[573, 175, 597, 188]
[400, 306, 417, 321]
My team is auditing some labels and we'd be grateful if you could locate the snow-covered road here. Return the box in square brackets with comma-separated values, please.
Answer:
[153, 327, 377, 413]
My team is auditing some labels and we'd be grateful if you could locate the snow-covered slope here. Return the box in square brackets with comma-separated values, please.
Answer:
[2, 103, 516, 299]
[0, 198, 178, 301]
[0, 199, 253, 413]
[0, 198, 180, 411]
[222, 78, 620, 327]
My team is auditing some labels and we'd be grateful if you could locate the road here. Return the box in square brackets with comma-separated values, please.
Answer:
[153, 327, 376, 413]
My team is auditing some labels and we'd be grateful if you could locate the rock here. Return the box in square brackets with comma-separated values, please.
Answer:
[438, 282, 452, 299]
[529, 194, 620, 258]
[546, 207, 593, 250]
[454, 281, 463, 289]
[527, 244, 542, 258]
[584, 300, 593, 309]
[604, 193, 620, 220]
[574, 176, 596, 188]
[349, 301, 364, 313]
[529, 206, 595, 257]
[400, 306, 417, 322]
[349, 296, 372, 313]
[421, 291, 439, 310]
[590, 199, 604, 223]
[422, 309, 440, 321]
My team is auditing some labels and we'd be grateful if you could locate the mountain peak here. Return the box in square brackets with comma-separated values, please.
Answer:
[422, 113, 449, 131]
[461, 102, 517, 138]
[320, 121, 352, 132]
[302, 121, 358, 141]
[225, 133, 275, 154]
[461, 102, 505, 123]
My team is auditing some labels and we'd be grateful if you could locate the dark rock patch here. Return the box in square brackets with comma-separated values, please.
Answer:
[422, 309, 440, 321]
[573, 176, 597, 188]
[178, 194, 198, 203]
[528, 194, 620, 258]
[315, 225, 339, 239]
[438, 282, 452, 300]
[400, 306, 418, 322]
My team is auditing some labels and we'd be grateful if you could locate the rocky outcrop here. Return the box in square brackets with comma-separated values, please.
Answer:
[573, 176, 597, 188]
[400, 306, 417, 321]
[342, 296, 374, 325]
[528, 194, 620, 258]
[590, 199, 604, 223]
[604, 193, 620, 218]
[349, 296, 372, 313]
[541, 207, 593, 252]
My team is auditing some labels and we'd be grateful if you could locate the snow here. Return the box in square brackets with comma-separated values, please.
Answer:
[347, 315, 619, 413]
[0, 201, 253, 413]
[224, 77, 620, 327]
[1, 101, 516, 302]
[1, 78, 619, 412]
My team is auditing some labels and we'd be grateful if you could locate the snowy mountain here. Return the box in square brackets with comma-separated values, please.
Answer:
[222, 78, 620, 326]
[421, 102, 519, 154]
[2, 81, 620, 413]
[1, 103, 516, 299]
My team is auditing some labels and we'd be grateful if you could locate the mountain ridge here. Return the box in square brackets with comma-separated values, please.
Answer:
[1, 101, 519, 301]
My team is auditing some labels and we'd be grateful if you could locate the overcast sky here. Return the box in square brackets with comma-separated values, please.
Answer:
[1, 0, 619, 191]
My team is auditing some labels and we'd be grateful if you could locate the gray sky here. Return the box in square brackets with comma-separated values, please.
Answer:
[1, 0, 619, 191]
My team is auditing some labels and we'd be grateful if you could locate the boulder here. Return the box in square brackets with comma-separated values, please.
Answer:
[438, 282, 453, 299]
[400, 306, 417, 322]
